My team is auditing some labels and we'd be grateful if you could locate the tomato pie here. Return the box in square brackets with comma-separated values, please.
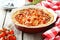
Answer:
[12, 7, 54, 27]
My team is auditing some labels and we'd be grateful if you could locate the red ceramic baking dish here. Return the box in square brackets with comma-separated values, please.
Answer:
[11, 5, 57, 33]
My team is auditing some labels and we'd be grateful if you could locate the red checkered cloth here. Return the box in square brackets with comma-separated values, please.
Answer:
[36, 0, 60, 40]
[42, 19, 60, 40]
[42, 17, 60, 40]
[44, 35, 60, 40]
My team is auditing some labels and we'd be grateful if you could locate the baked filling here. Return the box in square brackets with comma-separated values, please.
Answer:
[14, 8, 51, 26]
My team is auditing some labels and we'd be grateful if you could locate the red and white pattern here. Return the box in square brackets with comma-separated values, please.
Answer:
[42, 12, 60, 40]
[36, 0, 60, 40]
[42, 14, 60, 40]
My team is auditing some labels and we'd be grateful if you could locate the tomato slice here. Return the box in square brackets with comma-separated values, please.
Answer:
[8, 35, 16, 40]
[9, 30, 14, 34]
[0, 32, 6, 38]
[0, 28, 16, 40]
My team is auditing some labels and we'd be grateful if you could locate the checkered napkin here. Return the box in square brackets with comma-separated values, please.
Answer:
[42, 18, 60, 40]
[36, 0, 60, 40]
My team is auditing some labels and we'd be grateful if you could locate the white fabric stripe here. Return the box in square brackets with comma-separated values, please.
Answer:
[48, 30, 55, 38]
[56, 18, 60, 24]
[44, 29, 51, 34]
[44, 30, 55, 37]
[44, 26, 60, 34]
[53, 27, 60, 32]
[43, 26, 60, 39]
